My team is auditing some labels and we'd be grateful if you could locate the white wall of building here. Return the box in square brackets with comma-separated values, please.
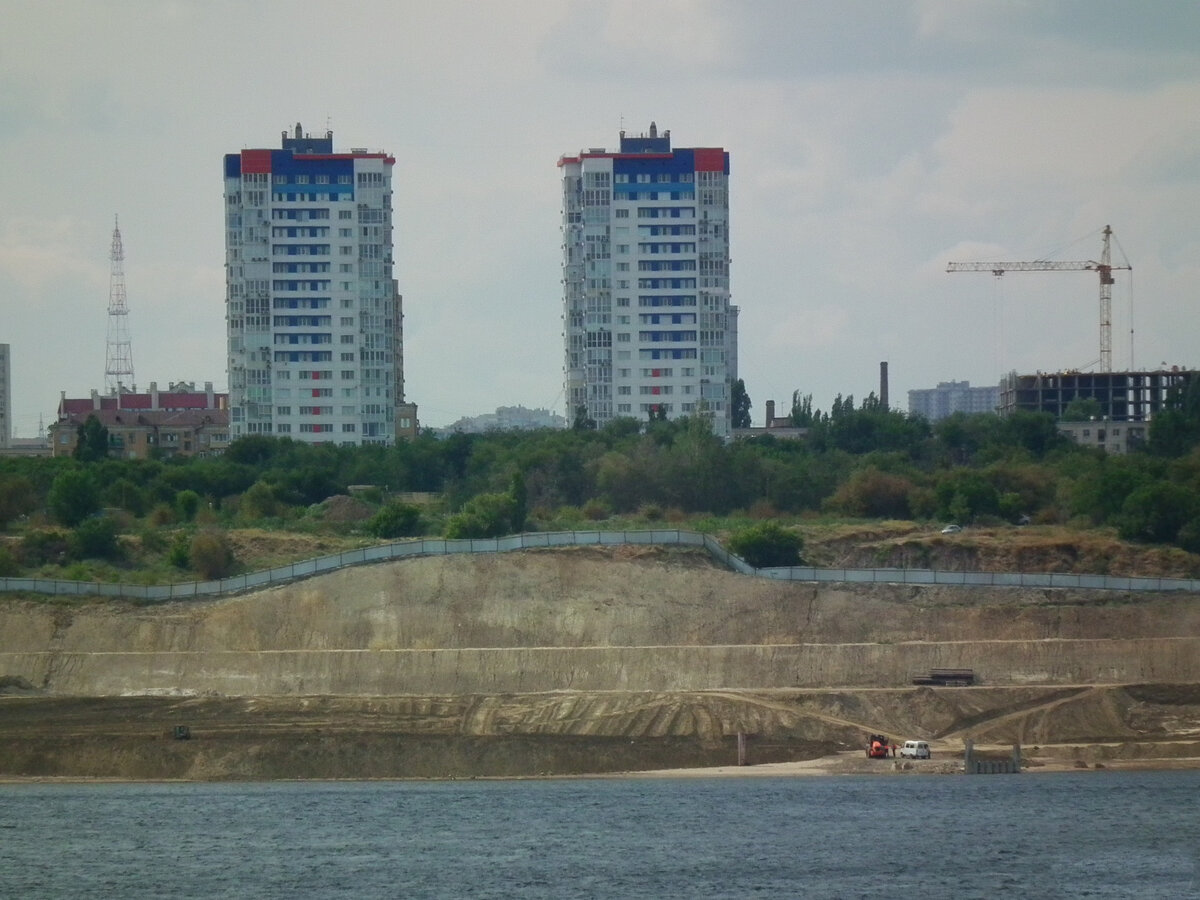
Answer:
[224, 130, 401, 446]
[560, 130, 735, 436]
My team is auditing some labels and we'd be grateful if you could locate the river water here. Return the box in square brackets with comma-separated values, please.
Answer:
[2, 771, 1197, 899]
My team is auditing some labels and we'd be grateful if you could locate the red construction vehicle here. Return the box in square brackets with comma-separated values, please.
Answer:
[866, 733, 891, 759]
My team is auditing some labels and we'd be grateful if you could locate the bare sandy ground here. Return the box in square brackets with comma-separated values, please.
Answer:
[620, 749, 1200, 779]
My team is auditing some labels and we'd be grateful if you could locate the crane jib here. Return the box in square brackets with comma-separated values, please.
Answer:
[945, 226, 1132, 373]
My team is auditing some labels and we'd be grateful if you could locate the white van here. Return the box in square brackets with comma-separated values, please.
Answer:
[900, 740, 931, 759]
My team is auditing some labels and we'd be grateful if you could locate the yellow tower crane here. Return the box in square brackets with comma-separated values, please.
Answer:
[946, 225, 1131, 372]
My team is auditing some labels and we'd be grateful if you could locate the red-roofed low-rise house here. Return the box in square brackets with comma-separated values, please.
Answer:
[50, 381, 230, 459]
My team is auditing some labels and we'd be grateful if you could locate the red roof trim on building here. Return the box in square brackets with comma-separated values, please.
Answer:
[241, 149, 273, 174]
[58, 393, 228, 418]
[693, 148, 726, 172]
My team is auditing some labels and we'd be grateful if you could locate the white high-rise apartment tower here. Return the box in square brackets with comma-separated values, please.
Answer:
[224, 124, 415, 445]
[559, 124, 738, 436]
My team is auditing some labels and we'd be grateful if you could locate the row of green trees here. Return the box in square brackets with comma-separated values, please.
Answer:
[3, 379, 1200, 555]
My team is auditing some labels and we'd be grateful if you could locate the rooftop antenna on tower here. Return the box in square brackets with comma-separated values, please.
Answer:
[104, 215, 135, 398]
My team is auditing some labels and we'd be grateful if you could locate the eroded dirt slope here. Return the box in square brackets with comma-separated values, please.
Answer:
[2, 546, 1198, 778]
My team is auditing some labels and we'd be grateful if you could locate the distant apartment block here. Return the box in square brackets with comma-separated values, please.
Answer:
[50, 382, 229, 459]
[908, 381, 999, 422]
[0, 343, 10, 448]
[224, 124, 416, 446]
[443, 406, 568, 434]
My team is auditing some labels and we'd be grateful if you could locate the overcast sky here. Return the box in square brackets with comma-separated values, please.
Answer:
[3, 0, 1198, 436]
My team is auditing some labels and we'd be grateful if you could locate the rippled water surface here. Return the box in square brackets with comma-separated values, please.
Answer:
[2, 771, 1197, 898]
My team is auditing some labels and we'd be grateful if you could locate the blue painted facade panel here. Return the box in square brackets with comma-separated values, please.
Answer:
[613, 150, 695, 178]
[613, 182, 694, 195]
[270, 151, 354, 180]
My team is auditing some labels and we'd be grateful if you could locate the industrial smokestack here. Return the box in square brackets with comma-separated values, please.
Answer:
[765, 399, 776, 427]
[880, 362, 889, 410]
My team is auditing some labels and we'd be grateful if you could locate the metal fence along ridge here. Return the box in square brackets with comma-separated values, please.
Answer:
[2, 530, 1198, 602]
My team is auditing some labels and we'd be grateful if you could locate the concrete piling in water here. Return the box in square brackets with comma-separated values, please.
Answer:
[964, 739, 1021, 774]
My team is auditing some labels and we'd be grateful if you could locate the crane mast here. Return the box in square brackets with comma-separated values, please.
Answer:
[947, 225, 1130, 372]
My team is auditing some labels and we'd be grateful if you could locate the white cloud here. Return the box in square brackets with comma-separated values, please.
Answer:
[600, 0, 734, 67]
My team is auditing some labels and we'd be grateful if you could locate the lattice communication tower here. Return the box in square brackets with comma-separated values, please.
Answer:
[104, 215, 135, 394]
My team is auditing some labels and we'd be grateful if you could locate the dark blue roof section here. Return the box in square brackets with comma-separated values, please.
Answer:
[271, 151, 354, 180]
[282, 135, 334, 154]
[614, 150, 695, 177]
[224, 154, 241, 178]
[620, 134, 672, 153]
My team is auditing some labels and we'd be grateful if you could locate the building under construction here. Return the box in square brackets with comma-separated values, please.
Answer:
[999, 367, 1196, 422]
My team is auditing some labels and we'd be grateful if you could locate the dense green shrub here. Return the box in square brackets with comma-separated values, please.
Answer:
[444, 492, 515, 539]
[175, 490, 202, 522]
[0, 545, 19, 577]
[189, 531, 235, 580]
[0, 475, 38, 529]
[100, 477, 147, 516]
[69, 516, 122, 561]
[582, 499, 611, 521]
[1175, 518, 1200, 555]
[368, 502, 423, 539]
[727, 521, 804, 568]
[137, 527, 168, 554]
[639, 504, 664, 522]
[824, 467, 914, 519]
[19, 530, 70, 567]
[48, 469, 100, 527]
[168, 534, 190, 569]
[1117, 483, 1199, 545]
[239, 481, 282, 520]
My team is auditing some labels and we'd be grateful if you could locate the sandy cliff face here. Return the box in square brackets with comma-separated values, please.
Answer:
[2, 547, 1198, 779]
[2, 547, 1199, 694]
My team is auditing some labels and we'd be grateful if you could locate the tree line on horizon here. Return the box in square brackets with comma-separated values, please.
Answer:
[2, 377, 1200, 579]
